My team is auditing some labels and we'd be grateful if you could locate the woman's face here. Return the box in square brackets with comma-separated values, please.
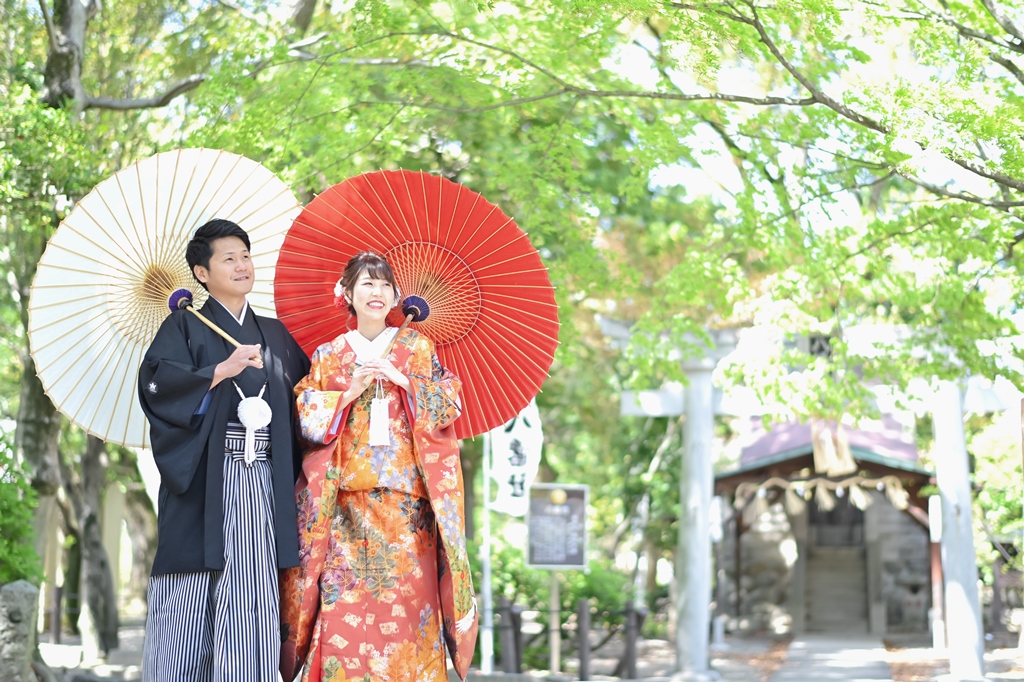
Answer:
[347, 268, 396, 321]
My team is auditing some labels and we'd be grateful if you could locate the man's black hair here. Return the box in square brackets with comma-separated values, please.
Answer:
[186, 219, 251, 291]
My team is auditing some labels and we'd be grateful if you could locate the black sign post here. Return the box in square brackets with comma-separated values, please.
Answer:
[526, 483, 588, 569]
[526, 483, 588, 675]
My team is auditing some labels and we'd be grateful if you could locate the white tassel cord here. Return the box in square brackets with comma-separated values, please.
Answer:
[234, 382, 272, 466]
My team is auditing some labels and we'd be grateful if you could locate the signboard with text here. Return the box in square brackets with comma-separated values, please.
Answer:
[489, 399, 543, 517]
[527, 483, 588, 570]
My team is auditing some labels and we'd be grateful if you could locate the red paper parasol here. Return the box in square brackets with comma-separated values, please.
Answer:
[274, 170, 559, 440]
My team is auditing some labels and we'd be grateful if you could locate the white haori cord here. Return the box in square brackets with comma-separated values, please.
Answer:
[233, 382, 272, 466]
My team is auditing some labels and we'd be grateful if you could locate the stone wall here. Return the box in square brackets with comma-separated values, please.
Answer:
[0, 580, 40, 682]
[864, 492, 931, 632]
[718, 501, 797, 633]
[719, 492, 930, 634]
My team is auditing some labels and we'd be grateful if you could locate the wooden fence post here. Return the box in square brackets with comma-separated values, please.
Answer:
[497, 597, 518, 673]
[577, 598, 591, 680]
[624, 599, 638, 679]
[50, 584, 62, 644]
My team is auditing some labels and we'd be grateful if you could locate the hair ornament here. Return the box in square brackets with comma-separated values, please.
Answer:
[333, 279, 347, 309]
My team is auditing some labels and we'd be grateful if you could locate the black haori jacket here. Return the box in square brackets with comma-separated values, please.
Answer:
[138, 300, 310, 575]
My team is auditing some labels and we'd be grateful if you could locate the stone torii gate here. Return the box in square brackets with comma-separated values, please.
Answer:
[601, 318, 734, 680]
[603, 319, 995, 681]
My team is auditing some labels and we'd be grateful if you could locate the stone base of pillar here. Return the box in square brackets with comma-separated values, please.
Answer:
[0, 580, 40, 682]
[670, 670, 724, 681]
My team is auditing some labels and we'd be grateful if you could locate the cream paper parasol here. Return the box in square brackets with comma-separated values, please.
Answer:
[28, 148, 301, 448]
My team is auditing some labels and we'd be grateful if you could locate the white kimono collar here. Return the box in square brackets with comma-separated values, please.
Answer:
[345, 327, 399, 363]
[208, 296, 249, 325]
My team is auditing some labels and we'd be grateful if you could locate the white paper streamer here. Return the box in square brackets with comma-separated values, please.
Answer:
[369, 379, 390, 446]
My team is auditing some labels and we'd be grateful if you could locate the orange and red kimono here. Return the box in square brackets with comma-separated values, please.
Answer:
[280, 328, 477, 682]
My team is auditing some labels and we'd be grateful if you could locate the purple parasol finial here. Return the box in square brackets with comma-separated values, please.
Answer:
[402, 295, 430, 322]
[168, 288, 194, 313]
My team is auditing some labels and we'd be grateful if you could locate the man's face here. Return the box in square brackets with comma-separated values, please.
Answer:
[193, 236, 254, 299]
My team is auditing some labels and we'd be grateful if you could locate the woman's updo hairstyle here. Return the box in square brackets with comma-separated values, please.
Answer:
[336, 251, 400, 316]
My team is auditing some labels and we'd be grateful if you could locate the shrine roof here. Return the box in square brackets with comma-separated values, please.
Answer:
[717, 415, 932, 480]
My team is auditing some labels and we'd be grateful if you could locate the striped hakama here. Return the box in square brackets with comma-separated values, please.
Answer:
[142, 422, 279, 682]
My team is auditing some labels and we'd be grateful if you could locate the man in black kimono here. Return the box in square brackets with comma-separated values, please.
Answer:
[137, 219, 310, 682]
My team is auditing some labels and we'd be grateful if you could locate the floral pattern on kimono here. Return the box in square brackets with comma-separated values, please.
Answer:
[280, 328, 478, 682]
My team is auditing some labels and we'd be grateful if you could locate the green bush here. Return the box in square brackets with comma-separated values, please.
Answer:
[0, 444, 42, 585]
[469, 534, 633, 670]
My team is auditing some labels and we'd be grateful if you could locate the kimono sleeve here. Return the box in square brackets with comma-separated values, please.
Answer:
[405, 336, 462, 432]
[295, 343, 350, 444]
[137, 313, 218, 494]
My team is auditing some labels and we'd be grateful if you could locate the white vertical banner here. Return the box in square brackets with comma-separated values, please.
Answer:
[488, 398, 543, 516]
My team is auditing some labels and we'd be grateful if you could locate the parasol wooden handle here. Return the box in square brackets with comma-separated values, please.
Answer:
[184, 306, 242, 347]
[380, 313, 415, 359]
[379, 296, 429, 359]
[183, 306, 263, 367]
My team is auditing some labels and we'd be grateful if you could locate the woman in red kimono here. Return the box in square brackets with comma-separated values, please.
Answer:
[280, 251, 477, 682]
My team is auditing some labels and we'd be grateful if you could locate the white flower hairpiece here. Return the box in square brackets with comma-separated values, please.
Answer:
[333, 279, 344, 298]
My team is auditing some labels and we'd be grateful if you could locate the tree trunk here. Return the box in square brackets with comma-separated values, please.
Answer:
[74, 436, 119, 660]
[15, 352, 63, 571]
[42, 0, 98, 109]
[290, 0, 318, 35]
[61, 531, 81, 637]
[124, 489, 157, 610]
[644, 541, 659, 612]
[0, 581, 39, 682]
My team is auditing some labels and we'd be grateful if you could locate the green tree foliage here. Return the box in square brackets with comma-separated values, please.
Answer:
[968, 411, 1024, 574]
[179, 0, 1024, 409]
[5, 0, 1024, 623]
[466, 537, 632, 665]
[0, 435, 41, 584]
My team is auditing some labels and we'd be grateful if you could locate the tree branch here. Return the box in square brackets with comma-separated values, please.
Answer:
[299, 104, 408, 185]
[669, 1, 749, 20]
[907, 4, 1024, 54]
[327, 30, 816, 114]
[735, 0, 888, 133]
[949, 155, 1024, 194]
[575, 86, 815, 106]
[369, 86, 814, 114]
[425, 30, 576, 90]
[774, 171, 898, 223]
[988, 51, 1024, 86]
[37, 0, 59, 53]
[330, 57, 434, 67]
[540, 97, 582, 161]
[981, 0, 1024, 44]
[84, 75, 205, 111]
[334, 27, 1024, 202]
[675, 2, 1024, 197]
[846, 221, 936, 260]
[362, 90, 571, 113]
[899, 170, 1024, 212]
[215, 0, 262, 23]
